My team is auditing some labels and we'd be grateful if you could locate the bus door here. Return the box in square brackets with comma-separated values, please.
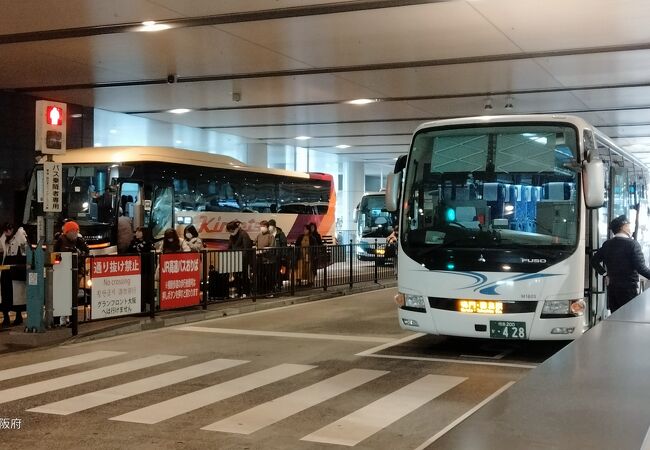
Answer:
[118, 181, 144, 230]
[148, 184, 174, 243]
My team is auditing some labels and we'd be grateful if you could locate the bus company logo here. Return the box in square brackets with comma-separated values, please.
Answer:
[520, 258, 547, 263]
[197, 215, 260, 234]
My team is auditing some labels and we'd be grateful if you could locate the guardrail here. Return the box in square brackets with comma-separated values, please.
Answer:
[70, 242, 396, 333]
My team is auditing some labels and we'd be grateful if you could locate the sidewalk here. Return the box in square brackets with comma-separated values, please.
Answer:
[0, 279, 397, 353]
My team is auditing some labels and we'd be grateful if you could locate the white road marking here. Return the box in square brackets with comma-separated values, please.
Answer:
[412, 381, 516, 450]
[363, 353, 537, 369]
[641, 422, 650, 450]
[0, 354, 184, 404]
[176, 326, 394, 343]
[355, 332, 425, 356]
[27, 358, 248, 415]
[301, 374, 466, 447]
[110, 363, 315, 424]
[202, 368, 388, 434]
[0, 351, 125, 382]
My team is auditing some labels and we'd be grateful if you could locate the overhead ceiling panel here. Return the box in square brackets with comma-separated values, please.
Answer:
[470, 0, 650, 51]
[218, 2, 521, 67]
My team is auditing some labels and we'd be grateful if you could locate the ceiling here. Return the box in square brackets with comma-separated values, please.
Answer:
[4, 0, 650, 166]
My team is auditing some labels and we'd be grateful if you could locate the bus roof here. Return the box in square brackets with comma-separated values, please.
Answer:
[412, 114, 647, 169]
[413, 114, 593, 133]
[45, 146, 314, 179]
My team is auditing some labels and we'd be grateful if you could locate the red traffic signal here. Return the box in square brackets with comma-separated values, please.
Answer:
[46, 105, 63, 126]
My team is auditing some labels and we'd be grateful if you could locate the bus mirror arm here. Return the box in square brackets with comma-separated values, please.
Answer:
[582, 158, 605, 209]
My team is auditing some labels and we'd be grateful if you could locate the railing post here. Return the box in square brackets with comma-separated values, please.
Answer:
[252, 248, 258, 302]
[290, 246, 296, 296]
[202, 250, 208, 310]
[349, 240, 353, 289]
[71, 253, 79, 336]
[323, 247, 328, 292]
[149, 252, 156, 319]
[374, 239, 378, 284]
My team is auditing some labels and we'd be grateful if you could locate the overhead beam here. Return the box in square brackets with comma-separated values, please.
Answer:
[0, 0, 447, 45]
[11, 43, 650, 93]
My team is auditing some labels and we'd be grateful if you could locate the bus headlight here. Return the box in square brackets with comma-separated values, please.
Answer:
[541, 299, 585, 317]
[404, 294, 426, 309]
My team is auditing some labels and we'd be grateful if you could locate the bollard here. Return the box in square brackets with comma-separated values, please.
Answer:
[349, 240, 353, 288]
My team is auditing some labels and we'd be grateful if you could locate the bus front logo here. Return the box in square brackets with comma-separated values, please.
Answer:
[521, 258, 547, 263]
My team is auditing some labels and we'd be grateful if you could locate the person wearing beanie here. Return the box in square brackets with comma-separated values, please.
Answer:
[55, 220, 89, 255]
[591, 215, 650, 313]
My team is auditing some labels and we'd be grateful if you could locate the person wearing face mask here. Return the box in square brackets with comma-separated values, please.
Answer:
[183, 224, 204, 252]
[226, 220, 252, 298]
[127, 227, 153, 253]
[161, 228, 190, 253]
[268, 219, 287, 292]
[254, 220, 275, 297]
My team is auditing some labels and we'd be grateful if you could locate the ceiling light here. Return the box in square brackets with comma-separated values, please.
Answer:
[168, 108, 191, 114]
[70, 113, 83, 118]
[336, 144, 351, 149]
[484, 98, 493, 110]
[140, 20, 170, 32]
[295, 136, 311, 140]
[347, 98, 378, 105]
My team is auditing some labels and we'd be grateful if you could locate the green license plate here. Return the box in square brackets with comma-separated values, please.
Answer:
[489, 320, 527, 339]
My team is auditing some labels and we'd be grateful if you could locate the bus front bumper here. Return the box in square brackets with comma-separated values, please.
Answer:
[397, 307, 584, 340]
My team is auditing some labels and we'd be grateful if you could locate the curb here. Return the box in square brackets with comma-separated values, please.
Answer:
[65, 280, 398, 344]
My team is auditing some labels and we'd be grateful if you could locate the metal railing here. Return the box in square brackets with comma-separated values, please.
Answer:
[71, 241, 396, 332]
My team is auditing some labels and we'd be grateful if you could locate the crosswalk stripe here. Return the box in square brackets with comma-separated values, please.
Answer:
[0, 351, 125, 382]
[0, 354, 184, 405]
[27, 358, 248, 415]
[301, 374, 467, 447]
[110, 363, 316, 425]
[202, 369, 388, 435]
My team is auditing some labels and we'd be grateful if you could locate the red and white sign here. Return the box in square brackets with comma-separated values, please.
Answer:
[159, 253, 201, 310]
[91, 255, 141, 319]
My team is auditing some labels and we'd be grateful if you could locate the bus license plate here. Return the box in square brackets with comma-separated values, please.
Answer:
[490, 321, 526, 339]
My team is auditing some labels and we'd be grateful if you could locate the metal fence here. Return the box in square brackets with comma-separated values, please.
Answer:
[74, 242, 395, 330]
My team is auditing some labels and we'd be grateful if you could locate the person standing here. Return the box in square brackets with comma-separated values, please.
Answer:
[161, 228, 190, 253]
[127, 227, 154, 253]
[591, 215, 650, 313]
[227, 220, 252, 298]
[254, 220, 275, 296]
[268, 219, 287, 292]
[117, 208, 134, 254]
[295, 224, 318, 286]
[183, 224, 204, 252]
[0, 224, 19, 327]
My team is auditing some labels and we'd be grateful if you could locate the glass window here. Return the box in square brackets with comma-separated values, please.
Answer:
[403, 124, 579, 255]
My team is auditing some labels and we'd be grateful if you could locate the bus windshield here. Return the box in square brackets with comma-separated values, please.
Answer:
[357, 194, 394, 238]
[402, 124, 579, 254]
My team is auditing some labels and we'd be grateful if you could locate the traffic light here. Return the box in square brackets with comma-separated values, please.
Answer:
[35, 100, 67, 154]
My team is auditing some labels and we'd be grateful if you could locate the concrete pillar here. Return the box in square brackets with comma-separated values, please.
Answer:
[245, 143, 268, 168]
[342, 161, 365, 232]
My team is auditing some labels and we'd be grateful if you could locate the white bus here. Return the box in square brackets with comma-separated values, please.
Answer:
[353, 192, 396, 263]
[24, 146, 336, 252]
[387, 115, 649, 340]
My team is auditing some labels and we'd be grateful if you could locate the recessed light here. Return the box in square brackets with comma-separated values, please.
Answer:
[295, 136, 311, 140]
[140, 20, 170, 32]
[335, 144, 351, 149]
[347, 98, 378, 105]
[168, 108, 191, 114]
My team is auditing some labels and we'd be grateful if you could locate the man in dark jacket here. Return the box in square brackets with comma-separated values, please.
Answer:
[268, 219, 287, 293]
[227, 221, 252, 297]
[591, 215, 650, 313]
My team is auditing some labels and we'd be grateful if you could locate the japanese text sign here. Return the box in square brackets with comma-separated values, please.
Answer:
[91, 255, 141, 319]
[159, 253, 201, 310]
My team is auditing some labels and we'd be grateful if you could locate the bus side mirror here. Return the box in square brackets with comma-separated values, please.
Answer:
[386, 155, 407, 212]
[386, 171, 402, 212]
[583, 158, 605, 208]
